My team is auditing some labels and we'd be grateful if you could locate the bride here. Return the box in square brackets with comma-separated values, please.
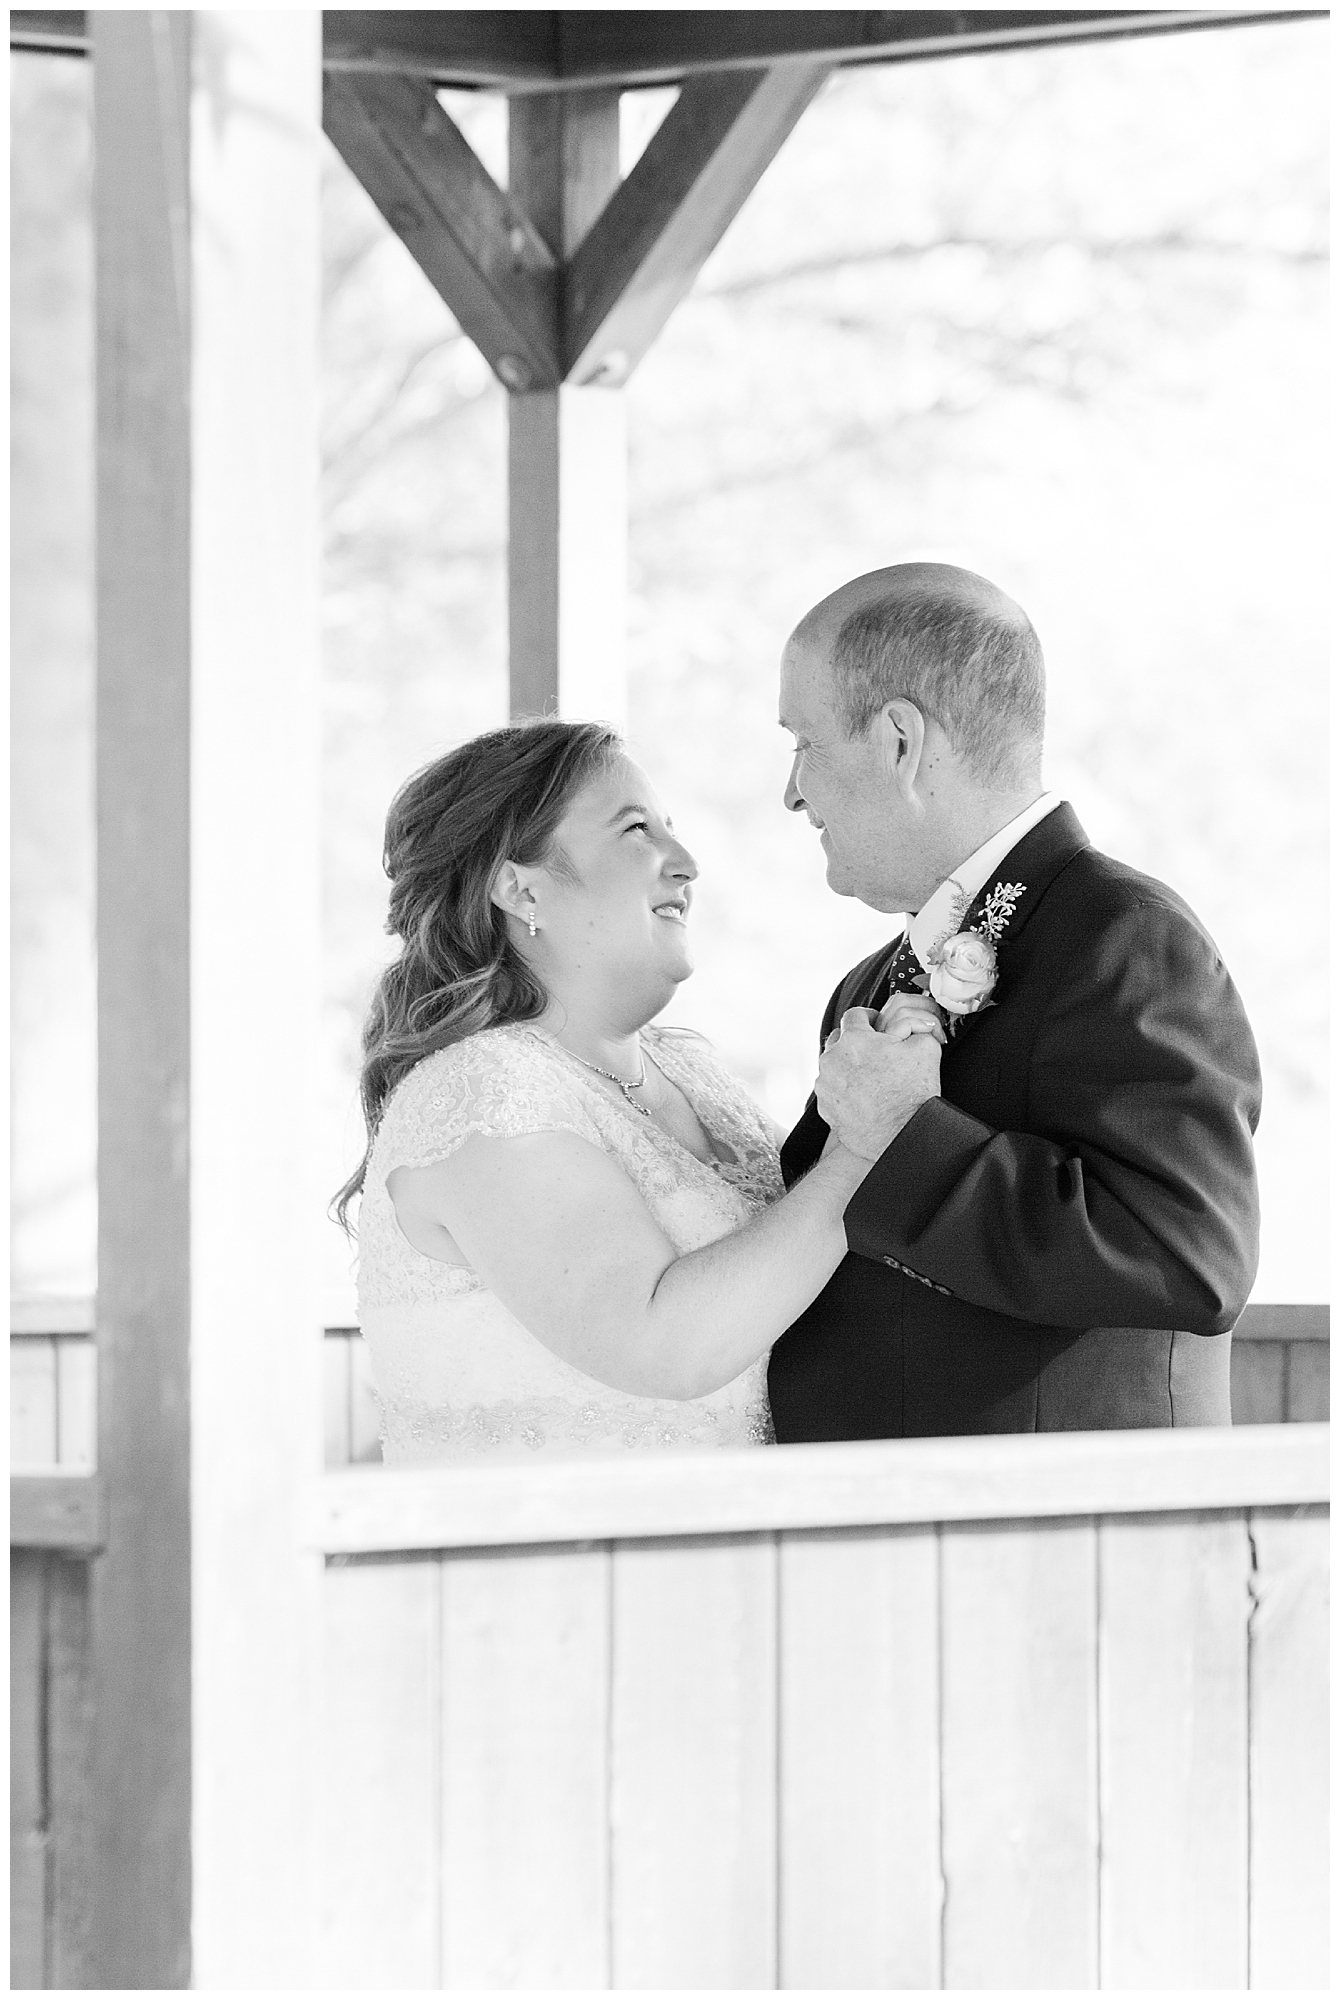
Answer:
[336, 717, 936, 1463]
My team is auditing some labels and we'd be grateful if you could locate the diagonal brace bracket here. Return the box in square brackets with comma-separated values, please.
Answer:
[322, 62, 830, 393]
[564, 63, 831, 385]
[322, 69, 562, 390]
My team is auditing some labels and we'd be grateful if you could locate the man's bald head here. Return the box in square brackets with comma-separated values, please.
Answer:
[791, 563, 1045, 787]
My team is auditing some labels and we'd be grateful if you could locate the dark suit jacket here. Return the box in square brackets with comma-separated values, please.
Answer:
[767, 804, 1262, 1439]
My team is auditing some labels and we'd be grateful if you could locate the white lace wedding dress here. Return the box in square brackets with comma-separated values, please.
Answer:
[356, 1022, 785, 1463]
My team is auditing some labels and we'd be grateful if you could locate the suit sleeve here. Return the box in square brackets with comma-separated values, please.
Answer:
[843, 897, 1262, 1335]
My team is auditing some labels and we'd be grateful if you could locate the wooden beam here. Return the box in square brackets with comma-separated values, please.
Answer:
[506, 89, 626, 721]
[91, 12, 193, 1984]
[565, 63, 829, 385]
[510, 85, 621, 257]
[322, 6, 561, 87]
[508, 386, 628, 722]
[313, 1423, 1330, 1556]
[322, 69, 561, 389]
[10, 11, 1323, 78]
[550, 9, 1321, 89]
[9, 9, 90, 56]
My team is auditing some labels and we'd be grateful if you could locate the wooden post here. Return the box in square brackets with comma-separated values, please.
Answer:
[189, 11, 324, 1985]
[92, 15, 193, 1980]
[91, 10, 323, 1984]
[507, 92, 627, 725]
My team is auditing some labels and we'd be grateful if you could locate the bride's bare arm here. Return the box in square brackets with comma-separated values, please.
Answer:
[388, 1133, 869, 1399]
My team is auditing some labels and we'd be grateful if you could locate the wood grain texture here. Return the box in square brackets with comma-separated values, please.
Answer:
[565, 64, 829, 383]
[11, 1336, 58, 1468]
[45, 1555, 95, 1988]
[317, 1557, 443, 1988]
[90, 11, 194, 1983]
[611, 1533, 777, 1988]
[1231, 1340, 1286, 1423]
[778, 1525, 941, 1989]
[17, 8, 1310, 81]
[9, 11, 1318, 84]
[940, 1517, 1099, 1988]
[314, 1423, 1329, 1555]
[1098, 1511, 1250, 1987]
[322, 70, 560, 387]
[1248, 1504, 1329, 1988]
[548, 8, 1284, 89]
[508, 88, 619, 259]
[440, 1545, 611, 1987]
[10, 1552, 47, 1991]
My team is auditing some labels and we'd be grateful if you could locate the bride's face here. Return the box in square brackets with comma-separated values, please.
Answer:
[528, 755, 699, 999]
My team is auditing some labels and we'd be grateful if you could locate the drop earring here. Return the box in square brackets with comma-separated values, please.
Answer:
[526, 902, 537, 938]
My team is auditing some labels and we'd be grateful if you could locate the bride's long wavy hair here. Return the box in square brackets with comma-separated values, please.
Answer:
[333, 718, 623, 1231]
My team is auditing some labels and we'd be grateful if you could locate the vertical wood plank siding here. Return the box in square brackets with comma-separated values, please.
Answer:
[940, 1519, 1099, 1987]
[10, 1487, 1328, 1988]
[778, 1525, 942, 1987]
[317, 1557, 443, 1988]
[1098, 1513, 1250, 1985]
[1247, 1505, 1330, 1987]
[610, 1535, 778, 1987]
[440, 1546, 610, 1986]
[306, 1499, 1329, 1989]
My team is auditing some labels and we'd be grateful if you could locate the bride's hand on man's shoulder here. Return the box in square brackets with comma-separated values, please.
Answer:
[816, 1004, 943, 1163]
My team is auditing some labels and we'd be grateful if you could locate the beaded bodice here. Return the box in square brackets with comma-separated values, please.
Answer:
[356, 1022, 785, 1462]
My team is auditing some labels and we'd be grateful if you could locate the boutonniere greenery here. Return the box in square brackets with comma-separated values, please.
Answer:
[913, 880, 1025, 1034]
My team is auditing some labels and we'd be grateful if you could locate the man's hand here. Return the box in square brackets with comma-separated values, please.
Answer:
[816, 1006, 942, 1162]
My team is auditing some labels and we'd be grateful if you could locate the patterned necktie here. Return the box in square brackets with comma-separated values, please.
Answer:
[871, 930, 926, 1012]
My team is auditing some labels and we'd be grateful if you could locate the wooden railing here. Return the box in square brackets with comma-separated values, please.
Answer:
[9, 1301, 1331, 1987]
[10, 1301, 1330, 1475]
[314, 1432, 1330, 1986]
[12, 1421, 1329, 1989]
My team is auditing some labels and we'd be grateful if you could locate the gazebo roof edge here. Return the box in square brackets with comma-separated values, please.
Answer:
[10, 9, 1325, 87]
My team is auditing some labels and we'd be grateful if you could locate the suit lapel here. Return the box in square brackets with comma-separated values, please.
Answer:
[941, 802, 1090, 1040]
[964, 801, 1089, 946]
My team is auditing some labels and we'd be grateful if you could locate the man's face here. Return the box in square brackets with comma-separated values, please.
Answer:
[780, 633, 932, 914]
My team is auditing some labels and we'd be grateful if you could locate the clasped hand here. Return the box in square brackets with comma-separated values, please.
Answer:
[816, 993, 944, 1163]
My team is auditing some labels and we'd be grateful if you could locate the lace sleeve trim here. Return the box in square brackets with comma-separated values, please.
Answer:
[372, 1029, 608, 1180]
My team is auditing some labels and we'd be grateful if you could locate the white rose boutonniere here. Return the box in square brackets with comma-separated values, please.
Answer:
[928, 929, 997, 1015]
[914, 880, 1025, 1035]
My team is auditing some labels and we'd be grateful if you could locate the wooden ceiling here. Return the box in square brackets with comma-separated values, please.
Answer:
[11, 9, 1318, 90]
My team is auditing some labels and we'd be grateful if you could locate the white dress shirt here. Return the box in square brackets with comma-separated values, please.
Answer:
[907, 792, 1062, 966]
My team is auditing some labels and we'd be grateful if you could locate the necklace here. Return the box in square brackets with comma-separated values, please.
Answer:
[560, 1039, 653, 1117]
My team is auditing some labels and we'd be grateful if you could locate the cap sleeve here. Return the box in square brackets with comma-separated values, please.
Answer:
[373, 1029, 606, 1179]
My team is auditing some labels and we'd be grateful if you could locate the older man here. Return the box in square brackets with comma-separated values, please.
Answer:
[768, 563, 1261, 1439]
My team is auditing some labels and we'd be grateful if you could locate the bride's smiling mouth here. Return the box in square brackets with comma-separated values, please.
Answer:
[652, 896, 690, 924]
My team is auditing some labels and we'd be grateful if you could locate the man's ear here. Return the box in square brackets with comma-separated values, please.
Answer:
[873, 699, 927, 800]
